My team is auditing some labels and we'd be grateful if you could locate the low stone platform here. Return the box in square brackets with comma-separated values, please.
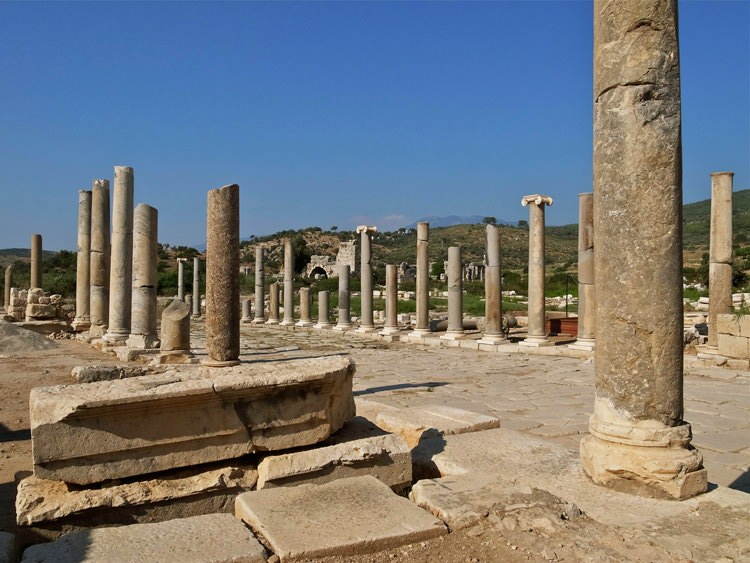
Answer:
[235, 475, 447, 561]
[31, 355, 355, 484]
[20, 513, 267, 563]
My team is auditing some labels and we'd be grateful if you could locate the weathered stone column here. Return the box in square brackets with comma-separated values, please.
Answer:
[296, 287, 314, 327]
[380, 264, 400, 337]
[72, 190, 92, 331]
[192, 257, 202, 318]
[204, 184, 240, 366]
[314, 291, 332, 329]
[412, 222, 430, 338]
[570, 192, 596, 351]
[177, 259, 186, 301]
[334, 264, 352, 330]
[580, 0, 706, 500]
[478, 224, 506, 345]
[280, 240, 295, 326]
[160, 299, 192, 363]
[519, 194, 553, 347]
[441, 246, 465, 341]
[89, 179, 110, 336]
[252, 246, 266, 323]
[127, 204, 159, 349]
[707, 172, 734, 349]
[105, 166, 134, 344]
[4, 265, 12, 311]
[241, 298, 252, 323]
[30, 234, 42, 289]
[266, 282, 280, 325]
[356, 225, 378, 333]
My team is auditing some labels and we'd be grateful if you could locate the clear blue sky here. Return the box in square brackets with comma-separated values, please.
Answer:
[1, 1, 748, 250]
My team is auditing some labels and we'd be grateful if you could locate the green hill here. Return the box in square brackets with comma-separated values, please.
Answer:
[683, 189, 750, 249]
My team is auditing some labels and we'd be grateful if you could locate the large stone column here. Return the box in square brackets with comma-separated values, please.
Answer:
[4, 265, 12, 312]
[296, 287, 314, 327]
[570, 192, 596, 351]
[280, 240, 295, 326]
[177, 259, 186, 301]
[192, 257, 202, 318]
[89, 179, 110, 335]
[356, 225, 378, 333]
[204, 184, 240, 366]
[441, 246, 465, 341]
[252, 247, 266, 323]
[30, 234, 42, 289]
[580, 0, 706, 500]
[707, 172, 734, 349]
[479, 224, 506, 345]
[380, 264, 400, 337]
[127, 204, 159, 349]
[72, 190, 92, 331]
[519, 195, 553, 347]
[412, 222, 431, 338]
[105, 166, 134, 343]
[314, 291, 332, 329]
[266, 282, 280, 325]
[334, 264, 352, 331]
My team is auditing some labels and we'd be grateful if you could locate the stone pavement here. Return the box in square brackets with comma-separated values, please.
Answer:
[204, 322, 750, 494]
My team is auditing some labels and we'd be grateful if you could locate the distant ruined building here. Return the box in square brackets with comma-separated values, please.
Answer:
[305, 240, 357, 278]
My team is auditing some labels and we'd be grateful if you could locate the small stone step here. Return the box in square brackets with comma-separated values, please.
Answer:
[21, 513, 266, 563]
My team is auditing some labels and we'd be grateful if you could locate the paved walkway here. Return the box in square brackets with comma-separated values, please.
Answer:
[217, 322, 750, 493]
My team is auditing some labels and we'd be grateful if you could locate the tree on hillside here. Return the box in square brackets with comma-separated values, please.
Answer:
[483, 216, 497, 226]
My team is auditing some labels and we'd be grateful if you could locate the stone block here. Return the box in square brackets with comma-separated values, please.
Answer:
[31, 355, 355, 484]
[375, 405, 501, 448]
[716, 313, 740, 336]
[235, 475, 446, 561]
[71, 365, 152, 383]
[257, 420, 411, 492]
[20, 513, 266, 563]
[717, 333, 750, 359]
[25, 303, 56, 319]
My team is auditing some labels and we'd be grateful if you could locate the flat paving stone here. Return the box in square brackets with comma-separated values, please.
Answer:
[235, 475, 446, 561]
[20, 513, 266, 563]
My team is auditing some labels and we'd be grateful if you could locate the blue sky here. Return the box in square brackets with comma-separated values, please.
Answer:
[1, 1, 748, 250]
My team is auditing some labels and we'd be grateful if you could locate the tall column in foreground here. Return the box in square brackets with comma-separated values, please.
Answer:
[105, 166, 134, 343]
[707, 172, 734, 349]
[280, 239, 295, 326]
[479, 224, 506, 345]
[127, 204, 159, 349]
[204, 184, 240, 366]
[89, 179, 110, 335]
[252, 246, 266, 323]
[30, 234, 42, 289]
[192, 257, 202, 318]
[580, 0, 706, 499]
[412, 222, 431, 338]
[519, 194, 553, 347]
[72, 190, 92, 331]
[570, 192, 596, 351]
[356, 225, 377, 332]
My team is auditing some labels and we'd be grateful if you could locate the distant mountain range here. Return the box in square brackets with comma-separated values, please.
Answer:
[403, 215, 515, 230]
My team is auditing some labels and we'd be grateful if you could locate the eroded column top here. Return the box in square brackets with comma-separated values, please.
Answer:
[521, 194, 553, 207]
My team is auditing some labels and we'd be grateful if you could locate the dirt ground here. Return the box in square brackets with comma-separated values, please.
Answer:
[0, 333, 747, 563]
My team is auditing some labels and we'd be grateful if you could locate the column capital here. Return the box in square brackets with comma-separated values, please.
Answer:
[356, 225, 378, 234]
[521, 194, 553, 207]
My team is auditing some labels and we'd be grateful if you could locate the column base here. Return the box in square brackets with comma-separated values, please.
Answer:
[696, 344, 721, 359]
[519, 336, 554, 347]
[333, 323, 353, 331]
[88, 324, 107, 338]
[251, 317, 266, 324]
[477, 334, 507, 345]
[355, 325, 379, 334]
[580, 434, 707, 500]
[103, 330, 129, 345]
[380, 326, 401, 336]
[440, 331, 466, 341]
[279, 319, 296, 327]
[125, 334, 160, 350]
[410, 329, 432, 338]
[201, 358, 241, 367]
[568, 338, 595, 351]
[71, 318, 91, 332]
[265, 319, 280, 325]
[241, 317, 253, 324]
[158, 350, 197, 365]
[296, 320, 315, 328]
[313, 322, 333, 330]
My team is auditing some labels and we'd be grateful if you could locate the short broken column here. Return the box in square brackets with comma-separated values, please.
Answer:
[314, 291, 332, 329]
[570, 192, 595, 351]
[356, 225, 378, 333]
[204, 184, 240, 366]
[192, 257, 202, 318]
[519, 194, 554, 347]
[280, 240, 295, 326]
[177, 259, 186, 302]
[707, 172, 734, 350]
[334, 265, 352, 331]
[3, 265, 12, 312]
[441, 246, 465, 341]
[296, 287, 314, 327]
[159, 298, 193, 363]
[127, 204, 159, 349]
[105, 166, 134, 344]
[241, 298, 252, 323]
[412, 222, 431, 338]
[266, 282, 280, 325]
[72, 190, 92, 331]
[380, 264, 400, 337]
[252, 247, 266, 323]
[579, 0, 706, 500]
[30, 234, 42, 289]
[478, 224, 506, 345]
[89, 179, 110, 336]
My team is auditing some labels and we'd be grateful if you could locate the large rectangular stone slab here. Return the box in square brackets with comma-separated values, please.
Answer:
[31, 355, 355, 484]
[20, 513, 267, 563]
[235, 475, 446, 561]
